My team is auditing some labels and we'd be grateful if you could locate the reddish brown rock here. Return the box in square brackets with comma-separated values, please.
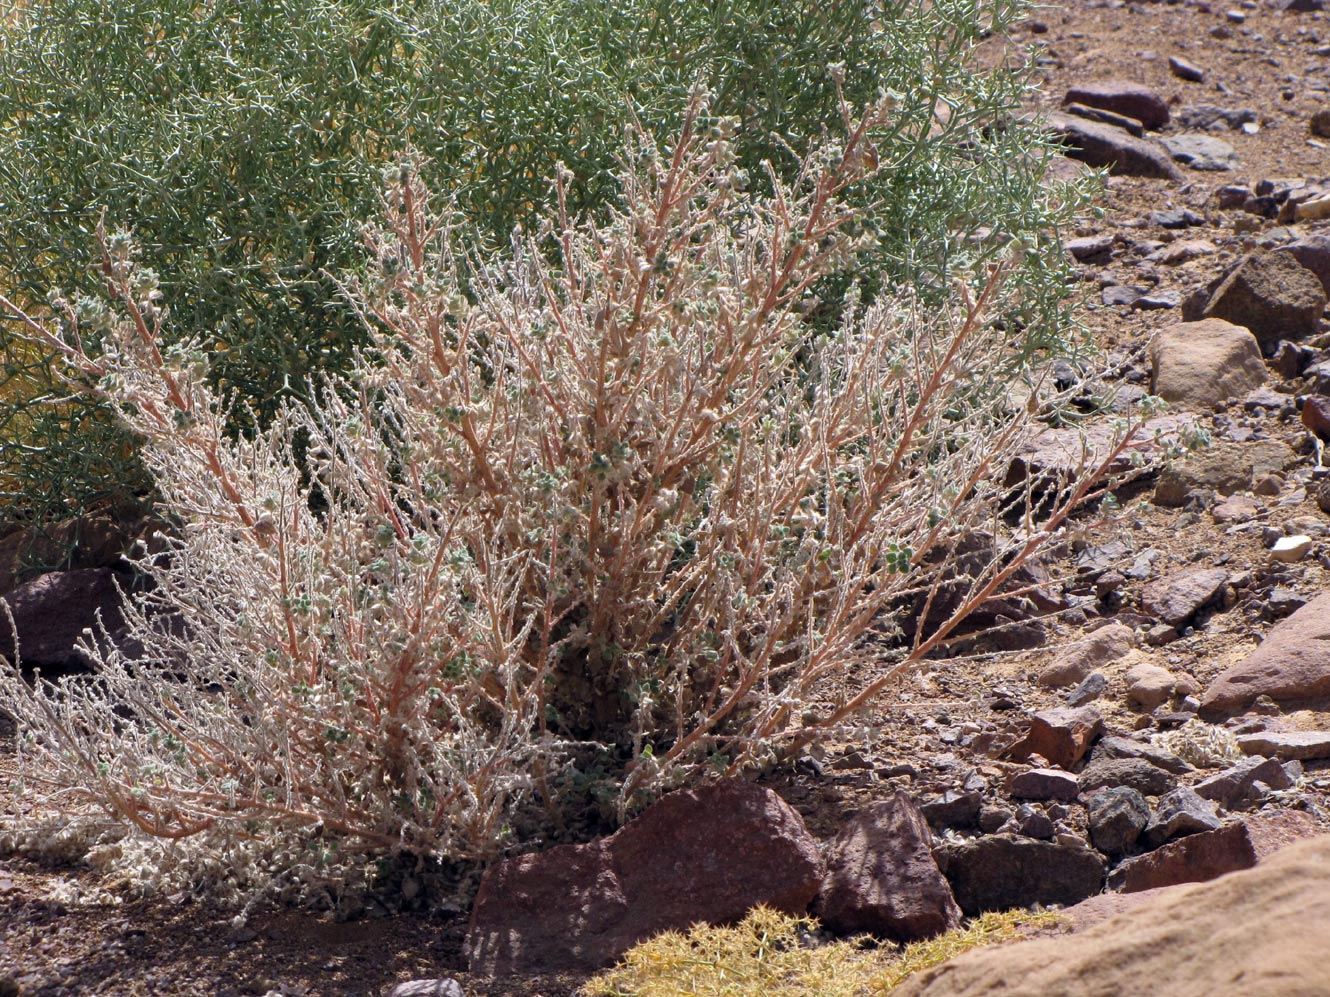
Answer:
[1007, 706, 1103, 769]
[1200, 590, 1330, 718]
[1277, 234, 1330, 295]
[893, 835, 1330, 997]
[1303, 395, 1330, 443]
[464, 781, 822, 975]
[1141, 568, 1228, 626]
[1063, 80, 1170, 130]
[1039, 623, 1133, 688]
[1109, 810, 1321, 893]
[1007, 768, 1081, 801]
[814, 793, 961, 942]
[0, 567, 139, 672]
[1186, 252, 1326, 350]
[939, 835, 1105, 915]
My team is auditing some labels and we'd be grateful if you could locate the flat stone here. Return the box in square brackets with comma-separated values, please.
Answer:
[464, 780, 822, 974]
[1270, 536, 1313, 563]
[1045, 113, 1182, 180]
[1109, 810, 1320, 893]
[1168, 56, 1206, 83]
[1140, 568, 1228, 627]
[1064, 80, 1170, 130]
[1008, 768, 1081, 802]
[1078, 756, 1178, 799]
[1040, 623, 1134, 687]
[1067, 672, 1109, 707]
[1066, 234, 1114, 260]
[939, 835, 1106, 915]
[386, 982, 465, 997]
[920, 790, 983, 831]
[1237, 731, 1330, 760]
[1200, 590, 1330, 718]
[1093, 735, 1193, 775]
[1147, 319, 1266, 411]
[1153, 439, 1297, 507]
[1161, 133, 1239, 171]
[815, 793, 961, 942]
[1193, 756, 1294, 810]
[1064, 102, 1146, 137]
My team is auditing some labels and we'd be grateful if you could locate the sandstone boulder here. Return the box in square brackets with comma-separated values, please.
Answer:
[894, 832, 1330, 997]
[1199, 590, 1330, 718]
[1147, 319, 1266, 410]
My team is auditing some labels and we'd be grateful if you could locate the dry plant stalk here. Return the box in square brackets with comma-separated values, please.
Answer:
[0, 97, 1153, 892]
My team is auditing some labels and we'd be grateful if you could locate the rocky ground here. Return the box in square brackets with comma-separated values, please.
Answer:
[5, 1, 1330, 995]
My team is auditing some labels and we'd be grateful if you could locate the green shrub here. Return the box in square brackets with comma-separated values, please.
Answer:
[0, 0, 1090, 534]
[0, 107, 1131, 904]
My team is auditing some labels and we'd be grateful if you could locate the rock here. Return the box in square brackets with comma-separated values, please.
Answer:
[1045, 113, 1182, 179]
[1147, 319, 1266, 411]
[1078, 756, 1178, 797]
[1109, 810, 1321, 893]
[1143, 787, 1222, 847]
[1102, 284, 1144, 307]
[1150, 208, 1205, 230]
[0, 567, 141, 673]
[1063, 80, 1169, 130]
[1270, 535, 1313, 563]
[1140, 568, 1228, 627]
[1167, 56, 1205, 83]
[1007, 706, 1103, 769]
[1150, 238, 1216, 265]
[1176, 105, 1257, 131]
[1125, 663, 1182, 711]
[814, 793, 961, 942]
[1094, 735, 1194, 774]
[1134, 290, 1180, 311]
[892, 833, 1330, 997]
[1039, 623, 1134, 687]
[1064, 102, 1147, 137]
[1161, 133, 1239, 171]
[1312, 110, 1330, 139]
[920, 790, 982, 831]
[1007, 768, 1081, 802]
[1010, 415, 1191, 491]
[1153, 439, 1297, 506]
[1211, 494, 1261, 523]
[1276, 235, 1330, 295]
[1237, 730, 1330, 760]
[1186, 252, 1327, 350]
[979, 805, 1014, 833]
[1193, 756, 1293, 810]
[1067, 672, 1109, 707]
[939, 835, 1105, 915]
[1199, 590, 1330, 718]
[464, 780, 822, 974]
[1065, 234, 1114, 260]
[1304, 396, 1330, 443]
[1016, 806, 1056, 840]
[386, 982, 465, 997]
[1086, 787, 1151, 855]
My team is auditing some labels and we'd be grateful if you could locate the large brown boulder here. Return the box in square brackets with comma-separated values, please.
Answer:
[894, 833, 1330, 997]
[1200, 590, 1330, 718]
[814, 793, 961, 942]
[1184, 252, 1326, 350]
[464, 780, 823, 975]
[1147, 319, 1267, 410]
[1045, 113, 1182, 179]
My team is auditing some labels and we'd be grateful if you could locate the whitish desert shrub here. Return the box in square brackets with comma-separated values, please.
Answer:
[1, 101, 1140, 901]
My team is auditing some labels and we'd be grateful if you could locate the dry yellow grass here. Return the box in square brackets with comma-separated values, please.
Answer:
[583, 906, 1061, 997]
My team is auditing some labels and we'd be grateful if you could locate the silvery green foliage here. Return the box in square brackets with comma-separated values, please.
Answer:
[1, 105, 1130, 901]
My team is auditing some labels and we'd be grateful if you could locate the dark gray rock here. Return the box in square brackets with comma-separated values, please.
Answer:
[1087, 787, 1151, 855]
[1193, 756, 1294, 810]
[1008, 768, 1081, 802]
[940, 835, 1106, 915]
[1161, 133, 1239, 171]
[1144, 787, 1223, 847]
[1093, 735, 1194, 775]
[1067, 672, 1109, 707]
[1141, 568, 1228, 627]
[1078, 756, 1178, 798]
[0, 567, 142, 673]
[920, 790, 982, 831]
